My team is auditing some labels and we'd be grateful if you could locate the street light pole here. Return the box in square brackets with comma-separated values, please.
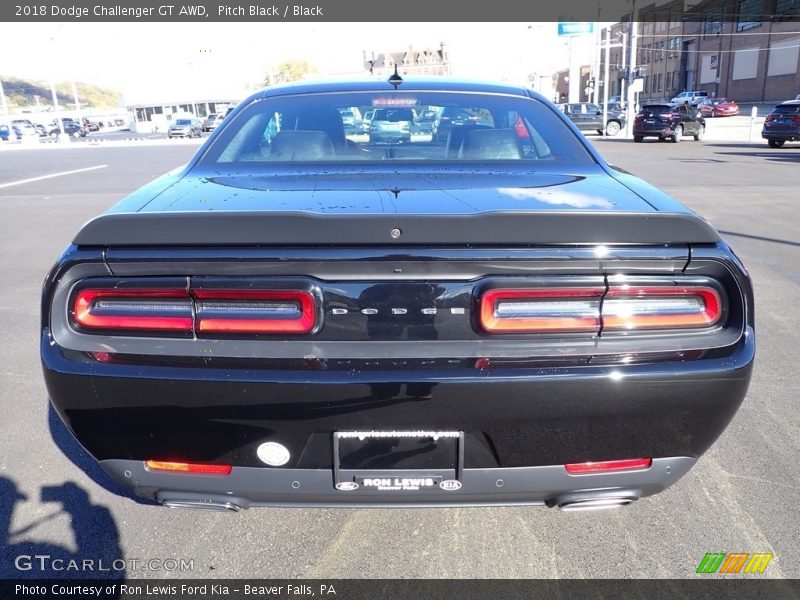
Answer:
[602, 27, 611, 139]
[625, 5, 638, 139]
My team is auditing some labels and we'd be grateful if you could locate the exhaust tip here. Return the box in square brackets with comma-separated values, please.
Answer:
[162, 500, 241, 512]
[557, 496, 636, 512]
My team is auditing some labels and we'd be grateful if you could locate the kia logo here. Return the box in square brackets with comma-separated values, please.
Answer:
[439, 480, 462, 491]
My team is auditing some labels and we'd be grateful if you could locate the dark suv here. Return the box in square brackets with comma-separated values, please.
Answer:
[761, 101, 800, 148]
[558, 103, 625, 136]
[633, 103, 705, 143]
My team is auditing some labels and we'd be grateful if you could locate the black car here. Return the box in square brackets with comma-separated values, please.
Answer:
[633, 103, 705, 143]
[49, 120, 87, 138]
[558, 103, 625, 136]
[761, 100, 800, 148]
[42, 78, 753, 511]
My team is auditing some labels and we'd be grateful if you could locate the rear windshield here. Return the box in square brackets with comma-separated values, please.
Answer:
[773, 104, 800, 114]
[175, 119, 192, 125]
[640, 105, 672, 112]
[198, 91, 595, 167]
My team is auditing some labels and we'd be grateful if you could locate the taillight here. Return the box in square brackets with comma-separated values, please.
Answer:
[634, 115, 644, 123]
[479, 287, 604, 333]
[145, 460, 232, 475]
[72, 289, 193, 332]
[792, 115, 800, 124]
[193, 289, 316, 334]
[479, 282, 723, 334]
[603, 285, 721, 331]
[565, 458, 652, 474]
[766, 114, 777, 123]
[660, 113, 674, 119]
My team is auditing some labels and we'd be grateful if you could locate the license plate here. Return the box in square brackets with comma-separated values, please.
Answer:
[645, 119, 655, 124]
[333, 430, 464, 492]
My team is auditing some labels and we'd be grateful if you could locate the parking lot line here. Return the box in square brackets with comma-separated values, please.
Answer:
[0, 165, 108, 190]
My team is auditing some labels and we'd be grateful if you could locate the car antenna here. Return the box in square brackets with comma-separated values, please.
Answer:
[388, 66, 403, 89]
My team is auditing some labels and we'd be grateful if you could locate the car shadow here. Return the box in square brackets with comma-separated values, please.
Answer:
[47, 402, 156, 505]
[0, 475, 124, 583]
[703, 142, 800, 162]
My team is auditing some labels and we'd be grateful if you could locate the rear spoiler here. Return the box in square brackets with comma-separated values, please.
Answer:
[73, 211, 721, 246]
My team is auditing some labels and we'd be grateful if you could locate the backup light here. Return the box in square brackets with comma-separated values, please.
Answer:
[479, 287, 604, 333]
[72, 289, 193, 332]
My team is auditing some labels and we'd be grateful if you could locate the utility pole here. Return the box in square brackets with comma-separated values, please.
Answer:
[592, 24, 601, 104]
[0, 78, 8, 116]
[602, 27, 610, 138]
[625, 1, 638, 139]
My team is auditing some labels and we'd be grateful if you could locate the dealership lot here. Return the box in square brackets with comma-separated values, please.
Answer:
[0, 140, 798, 579]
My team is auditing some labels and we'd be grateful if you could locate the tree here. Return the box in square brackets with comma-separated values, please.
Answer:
[264, 60, 318, 86]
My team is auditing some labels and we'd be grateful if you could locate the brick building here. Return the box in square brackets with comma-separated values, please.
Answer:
[600, 0, 800, 103]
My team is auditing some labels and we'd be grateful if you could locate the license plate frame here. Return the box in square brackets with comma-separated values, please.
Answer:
[333, 430, 464, 492]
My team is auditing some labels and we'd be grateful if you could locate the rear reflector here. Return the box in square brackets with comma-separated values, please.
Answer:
[72, 289, 193, 332]
[565, 458, 652, 474]
[603, 285, 721, 330]
[480, 287, 604, 333]
[193, 289, 316, 334]
[145, 460, 232, 475]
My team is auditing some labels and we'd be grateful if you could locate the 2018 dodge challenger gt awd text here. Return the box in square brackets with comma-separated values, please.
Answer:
[41, 78, 754, 512]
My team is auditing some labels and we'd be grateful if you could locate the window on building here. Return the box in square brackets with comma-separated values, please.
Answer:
[775, 0, 800, 20]
[704, 6, 723, 37]
[666, 71, 673, 90]
[736, 0, 763, 32]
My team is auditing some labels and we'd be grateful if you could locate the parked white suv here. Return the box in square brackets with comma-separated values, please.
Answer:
[670, 91, 709, 107]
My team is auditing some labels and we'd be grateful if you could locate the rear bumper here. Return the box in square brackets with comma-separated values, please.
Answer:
[762, 130, 800, 141]
[634, 126, 674, 137]
[99, 456, 697, 508]
[44, 326, 753, 506]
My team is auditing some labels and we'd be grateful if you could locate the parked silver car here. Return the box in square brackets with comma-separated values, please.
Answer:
[168, 117, 203, 138]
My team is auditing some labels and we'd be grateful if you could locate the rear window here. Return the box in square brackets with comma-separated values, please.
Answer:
[175, 119, 192, 125]
[640, 104, 672, 113]
[772, 104, 800, 114]
[199, 90, 594, 167]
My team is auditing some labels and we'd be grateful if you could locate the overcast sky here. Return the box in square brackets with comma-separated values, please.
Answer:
[0, 22, 599, 103]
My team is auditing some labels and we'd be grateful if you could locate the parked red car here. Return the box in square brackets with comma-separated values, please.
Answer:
[697, 98, 740, 117]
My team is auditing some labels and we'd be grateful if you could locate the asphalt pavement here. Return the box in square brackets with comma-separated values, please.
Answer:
[0, 139, 798, 579]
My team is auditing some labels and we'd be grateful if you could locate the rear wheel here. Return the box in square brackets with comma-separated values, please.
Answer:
[671, 125, 683, 143]
[694, 125, 705, 141]
[768, 139, 785, 148]
[633, 135, 643, 143]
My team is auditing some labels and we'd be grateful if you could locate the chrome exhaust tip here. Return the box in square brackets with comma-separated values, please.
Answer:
[557, 496, 636, 512]
[162, 500, 241, 512]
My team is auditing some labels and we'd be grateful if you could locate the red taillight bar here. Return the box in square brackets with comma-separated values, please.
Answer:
[193, 289, 316, 334]
[145, 460, 232, 475]
[480, 287, 604, 333]
[72, 289, 193, 332]
[603, 285, 721, 331]
[480, 284, 722, 334]
[565, 458, 652, 474]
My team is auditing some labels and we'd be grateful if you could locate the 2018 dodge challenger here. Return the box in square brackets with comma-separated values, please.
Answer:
[41, 78, 754, 512]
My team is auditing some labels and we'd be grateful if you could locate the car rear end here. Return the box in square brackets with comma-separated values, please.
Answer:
[42, 83, 754, 511]
[634, 104, 677, 139]
[369, 108, 413, 143]
[762, 101, 800, 146]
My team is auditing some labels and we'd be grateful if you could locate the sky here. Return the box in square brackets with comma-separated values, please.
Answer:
[0, 22, 599, 104]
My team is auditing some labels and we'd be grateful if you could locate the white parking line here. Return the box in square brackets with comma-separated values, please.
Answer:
[0, 165, 108, 190]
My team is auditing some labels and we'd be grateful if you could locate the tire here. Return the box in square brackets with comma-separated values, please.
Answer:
[633, 135, 643, 143]
[671, 125, 683, 143]
[768, 139, 785, 148]
[694, 125, 705, 141]
[710, 109, 716, 118]
[605, 120, 621, 136]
